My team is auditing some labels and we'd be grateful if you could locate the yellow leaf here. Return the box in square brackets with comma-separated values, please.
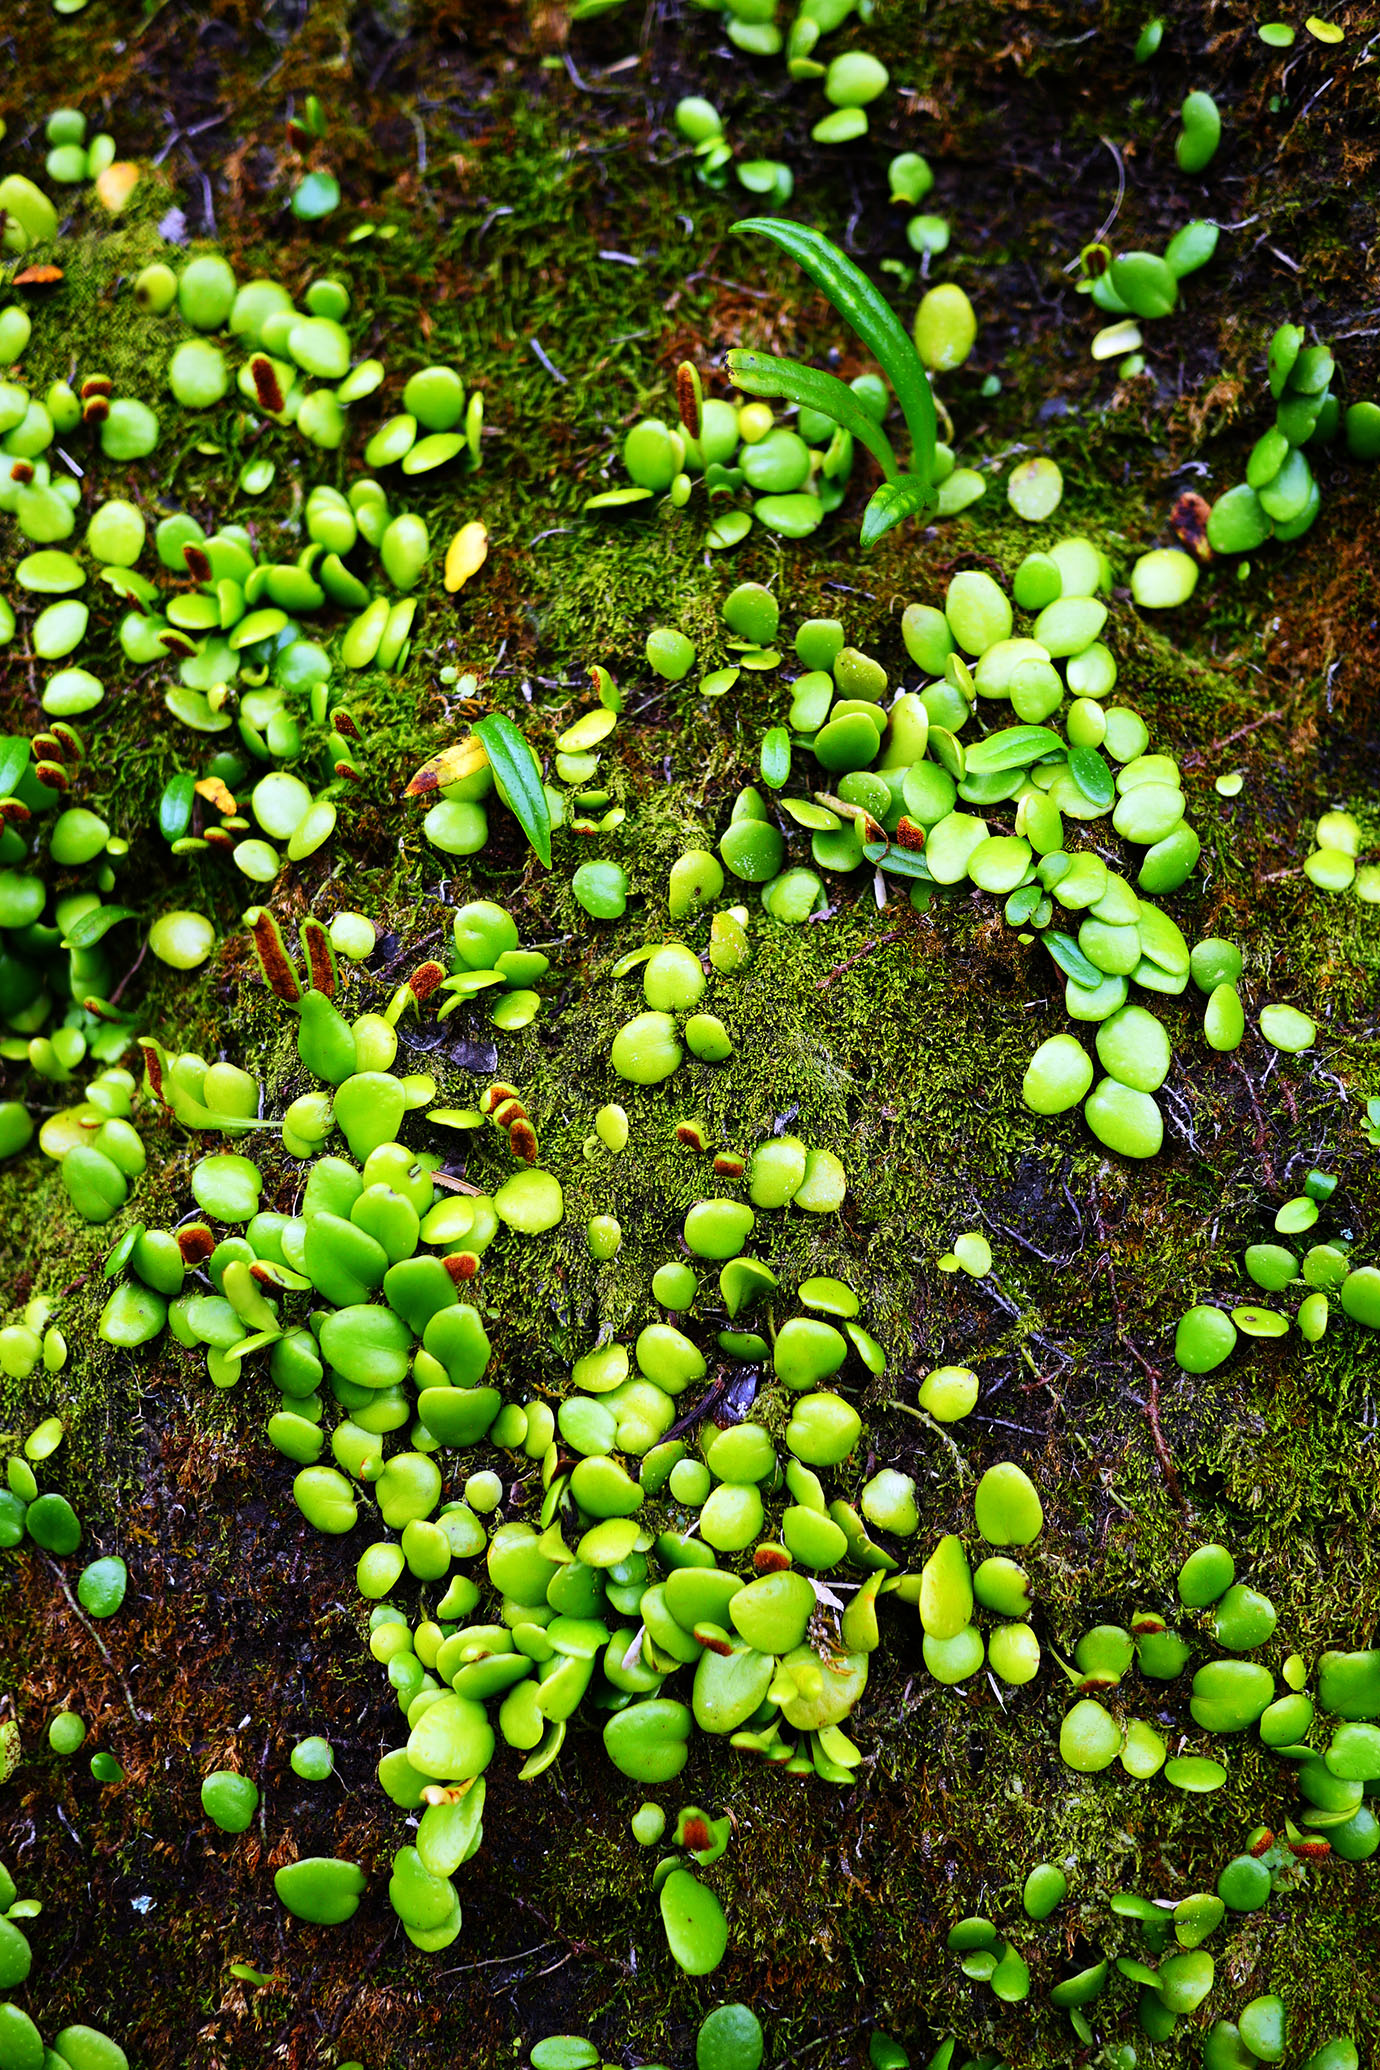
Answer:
[444, 520, 489, 593]
[95, 163, 141, 213]
[404, 734, 489, 798]
[194, 776, 237, 814]
[556, 708, 617, 752]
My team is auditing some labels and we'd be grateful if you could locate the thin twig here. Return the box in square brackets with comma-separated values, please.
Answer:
[1091, 134, 1127, 245]
[774, 2020, 869, 2070]
[887, 1398, 973, 1477]
[109, 936, 149, 1007]
[1182, 708, 1285, 769]
[44, 1556, 145, 1722]
[978, 1209, 1075, 1269]
[1120, 1336, 1184, 1508]
[512, 1896, 631, 1974]
[323, 1933, 393, 2043]
[436, 1940, 559, 1978]
[1231, 1057, 1279, 1189]
[816, 928, 903, 991]
[528, 337, 568, 385]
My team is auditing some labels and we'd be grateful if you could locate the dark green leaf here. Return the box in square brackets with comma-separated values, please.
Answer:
[474, 712, 552, 868]
[158, 771, 196, 844]
[965, 725, 1064, 775]
[61, 905, 138, 951]
[863, 840, 935, 882]
[1069, 744, 1115, 808]
[1005, 883, 1041, 926]
[760, 726, 791, 790]
[1044, 931, 1105, 989]
[726, 348, 899, 480]
[736, 217, 937, 485]
[0, 735, 30, 799]
[860, 474, 937, 548]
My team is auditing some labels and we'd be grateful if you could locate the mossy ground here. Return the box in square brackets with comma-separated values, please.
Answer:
[2, 1, 1379, 2066]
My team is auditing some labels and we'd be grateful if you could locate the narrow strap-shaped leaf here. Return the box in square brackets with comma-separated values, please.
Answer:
[726, 348, 899, 480]
[474, 712, 552, 868]
[860, 475, 936, 549]
[0, 735, 31, 798]
[1044, 930, 1105, 989]
[60, 904, 138, 951]
[863, 839, 935, 882]
[737, 216, 936, 483]
[965, 725, 1065, 775]
[170, 1097, 282, 1133]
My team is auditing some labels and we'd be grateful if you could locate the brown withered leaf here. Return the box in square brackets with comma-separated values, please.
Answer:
[1170, 491, 1213, 565]
[404, 735, 488, 798]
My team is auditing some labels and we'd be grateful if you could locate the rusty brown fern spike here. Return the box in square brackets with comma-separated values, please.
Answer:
[138, 1038, 169, 1113]
[407, 960, 446, 1003]
[508, 1118, 538, 1163]
[300, 917, 337, 998]
[244, 907, 303, 1003]
[676, 359, 704, 442]
[249, 354, 285, 414]
[177, 1224, 215, 1265]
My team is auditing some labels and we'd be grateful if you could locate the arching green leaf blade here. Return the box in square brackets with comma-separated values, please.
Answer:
[726, 348, 899, 479]
[474, 712, 552, 869]
[736, 216, 937, 486]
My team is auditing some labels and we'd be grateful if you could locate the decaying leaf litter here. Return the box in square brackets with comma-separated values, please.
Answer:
[1, 1, 1379, 2067]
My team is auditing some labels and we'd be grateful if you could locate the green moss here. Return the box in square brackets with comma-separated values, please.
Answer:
[2, 2, 1379, 2066]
